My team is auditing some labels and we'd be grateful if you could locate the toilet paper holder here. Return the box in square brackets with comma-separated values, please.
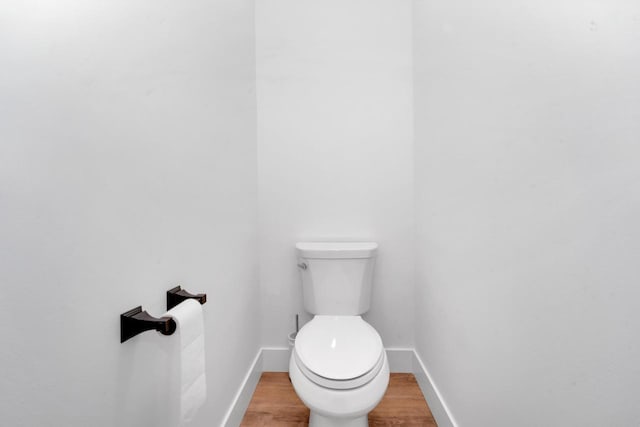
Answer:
[120, 286, 207, 343]
[120, 306, 176, 343]
[167, 285, 207, 310]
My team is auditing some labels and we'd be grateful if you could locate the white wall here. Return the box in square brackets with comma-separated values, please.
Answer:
[414, 0, 640, 425]
[255, 0, 415, 348]
[0, 1, 258, 426]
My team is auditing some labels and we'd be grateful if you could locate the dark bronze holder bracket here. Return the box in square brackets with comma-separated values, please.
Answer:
[120, 306, 176, 343]
[167, 285, 206, 310]
[119, 286, 206, 343]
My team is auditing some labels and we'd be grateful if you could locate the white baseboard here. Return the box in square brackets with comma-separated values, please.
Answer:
[261, 347, 415, 373]
[385, 347, 414, 372]
[412, 350, 458, 427]
[222, 349, 263, 427]
[223, 347, 458, 427]
[261, 347, 290, 371]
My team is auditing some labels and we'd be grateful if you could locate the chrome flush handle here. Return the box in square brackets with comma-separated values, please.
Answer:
[297, 262, 308, 270]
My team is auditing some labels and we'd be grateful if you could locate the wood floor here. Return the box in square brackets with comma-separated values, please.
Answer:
[240, 373, 437, 426]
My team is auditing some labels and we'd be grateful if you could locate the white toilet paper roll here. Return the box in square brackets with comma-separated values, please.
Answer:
[163, 299, 207, 425]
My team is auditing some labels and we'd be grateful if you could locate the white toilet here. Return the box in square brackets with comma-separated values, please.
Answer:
[289, 242, 390, 427]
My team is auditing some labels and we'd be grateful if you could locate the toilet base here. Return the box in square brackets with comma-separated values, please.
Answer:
[309, 412, 368, 427]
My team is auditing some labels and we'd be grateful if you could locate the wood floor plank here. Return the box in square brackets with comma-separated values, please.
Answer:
[240, 373, 436, 426]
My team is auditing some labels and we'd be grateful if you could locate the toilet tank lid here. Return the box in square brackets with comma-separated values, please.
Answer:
[296, 242, 378, 259]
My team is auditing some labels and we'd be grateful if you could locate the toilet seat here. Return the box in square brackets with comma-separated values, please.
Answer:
[294, 316, 384, 390]
[294, 347, 385, 390]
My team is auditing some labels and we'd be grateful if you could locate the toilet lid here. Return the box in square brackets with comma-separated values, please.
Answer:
[294, 316, 383, 381]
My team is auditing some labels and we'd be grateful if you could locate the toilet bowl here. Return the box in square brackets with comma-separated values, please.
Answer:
[292, 242, 388, 426]
[289, 315, 389, 427]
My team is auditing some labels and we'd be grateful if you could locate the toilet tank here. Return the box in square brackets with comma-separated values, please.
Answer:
[296, 242, 378, 315]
